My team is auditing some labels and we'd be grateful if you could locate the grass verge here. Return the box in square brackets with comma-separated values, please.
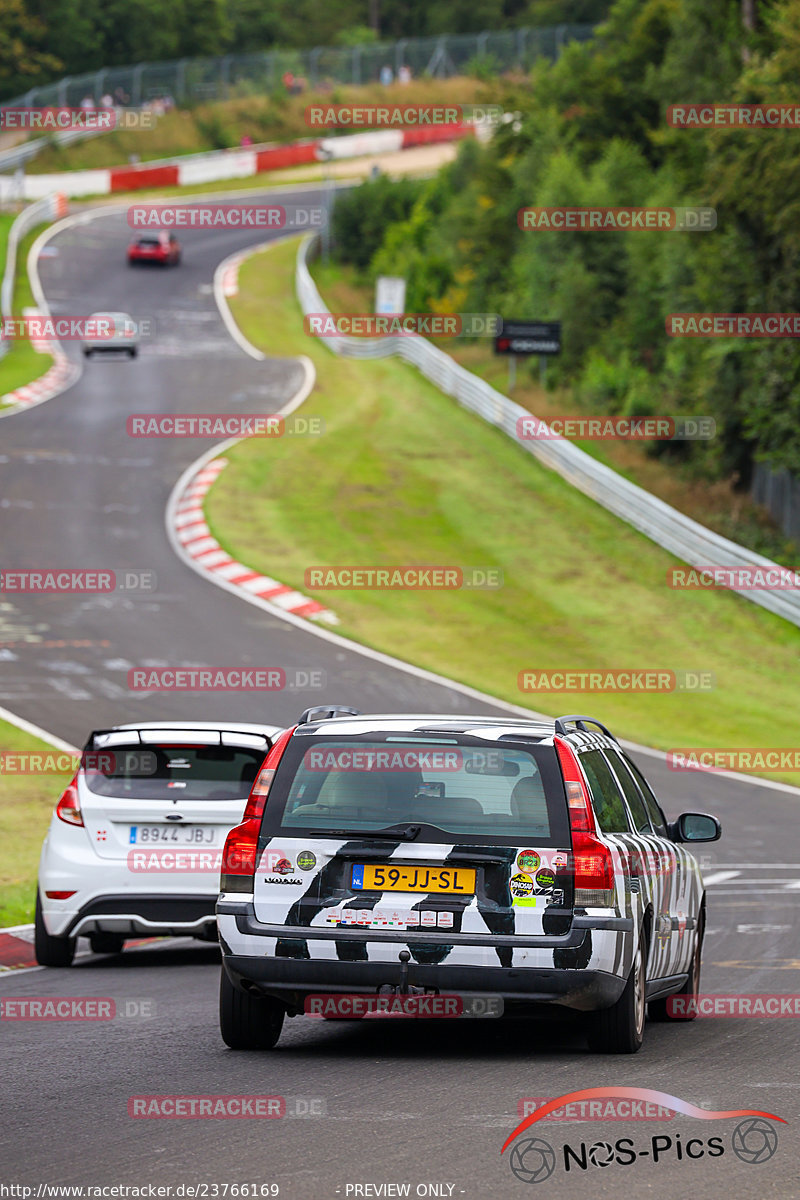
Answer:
[205, 236, 800, 780]
[0, 217, 55, 408]
[311, 258, 796, 565]
[0, 719, 72, 926]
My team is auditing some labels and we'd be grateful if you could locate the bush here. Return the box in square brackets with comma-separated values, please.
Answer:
[331, 174, 425, 272]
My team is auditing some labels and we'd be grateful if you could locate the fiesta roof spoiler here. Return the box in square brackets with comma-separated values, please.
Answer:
[553, 714, 619, 743]
[297, 705, 362, 725]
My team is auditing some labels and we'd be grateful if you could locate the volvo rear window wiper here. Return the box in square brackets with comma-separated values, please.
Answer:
[324, 824, 422, 841]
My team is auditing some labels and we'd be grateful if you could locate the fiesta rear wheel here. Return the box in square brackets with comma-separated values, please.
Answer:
[34, 893, 76, 967]
[649, 910, 704, 1022]
[219, 967, 284, 1050]
[587, 927, 646, 1054]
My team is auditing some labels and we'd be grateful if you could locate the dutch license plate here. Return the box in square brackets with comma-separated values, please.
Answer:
[128, 825, 218, 845]
[351, 863, 475, 894]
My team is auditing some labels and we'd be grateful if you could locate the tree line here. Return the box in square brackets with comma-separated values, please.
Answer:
[0, 0, 609, 99]
[332, 0, 800, 501]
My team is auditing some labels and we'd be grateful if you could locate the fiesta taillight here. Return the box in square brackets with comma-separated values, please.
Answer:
[55, 776, 84, 827]
[555, 738, 615, 907]
[220, 727, 296, 892]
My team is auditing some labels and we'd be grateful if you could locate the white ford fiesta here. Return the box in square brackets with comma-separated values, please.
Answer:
[35, 720, 281, 966]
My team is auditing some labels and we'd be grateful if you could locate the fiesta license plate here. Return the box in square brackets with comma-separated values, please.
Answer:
[128, 826, 218, 845]
[351, 864, 476, 894]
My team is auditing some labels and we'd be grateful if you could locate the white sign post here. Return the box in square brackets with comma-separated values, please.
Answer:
[375, 276, 407, 315]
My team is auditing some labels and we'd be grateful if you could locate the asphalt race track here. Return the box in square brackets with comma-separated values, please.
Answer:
[1, 191, 798, 1197]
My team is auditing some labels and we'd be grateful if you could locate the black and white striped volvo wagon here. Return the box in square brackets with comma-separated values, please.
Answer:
[217, 707, 720, 1053]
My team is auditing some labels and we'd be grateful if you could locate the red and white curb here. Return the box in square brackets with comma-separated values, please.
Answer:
[0, 926, 37, 973]
[172, 457, 338, 624]
[0, 343, 79, 414]
[0, 927, 178, 974]
[220, 260, 241, 298]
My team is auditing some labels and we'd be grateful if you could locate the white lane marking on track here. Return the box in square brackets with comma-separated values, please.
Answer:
[737, 924, 792, 933]
[702, 871, 742, 885]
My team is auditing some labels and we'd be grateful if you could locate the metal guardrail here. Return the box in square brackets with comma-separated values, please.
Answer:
[1, 25, 595, 112]
[296, 234, 800, 629]
[0, 193, 64, 357]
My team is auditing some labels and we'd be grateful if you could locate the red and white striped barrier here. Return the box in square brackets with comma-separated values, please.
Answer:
[0, 127, 473, 202]
[172, 457, 338, 624]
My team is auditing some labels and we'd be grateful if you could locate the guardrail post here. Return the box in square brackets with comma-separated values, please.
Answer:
[220, 55, 232, 98]
[176, 59, 188, 104]
[309, 48, 323, 89]
[132, 64, 144, 107]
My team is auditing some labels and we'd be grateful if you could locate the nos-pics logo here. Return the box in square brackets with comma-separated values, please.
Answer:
[502, 1088, 783, 1183]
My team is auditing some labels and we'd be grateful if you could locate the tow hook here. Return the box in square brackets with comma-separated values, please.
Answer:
[376, 949, 416, 997]
[398, 949, 410, 994]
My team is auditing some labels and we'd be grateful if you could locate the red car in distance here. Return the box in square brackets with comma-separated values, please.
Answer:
[128, 231, 181, 266]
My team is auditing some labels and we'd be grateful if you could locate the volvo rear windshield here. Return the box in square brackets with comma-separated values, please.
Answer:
[261, 735, 569, 844]
[82, 744, 268, 801]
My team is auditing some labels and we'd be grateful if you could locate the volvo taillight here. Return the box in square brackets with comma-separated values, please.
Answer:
[220, 726, 296, 892]
[55, 777, 83, 827]
[571, 831, 616, 906]
[555, 738, 615, 906]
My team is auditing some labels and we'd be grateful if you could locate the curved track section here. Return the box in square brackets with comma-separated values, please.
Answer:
[0, 189, 798, 1196]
